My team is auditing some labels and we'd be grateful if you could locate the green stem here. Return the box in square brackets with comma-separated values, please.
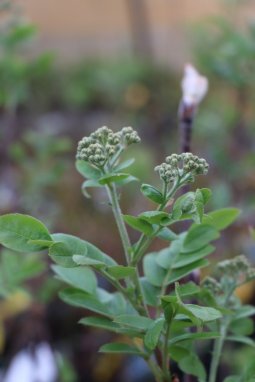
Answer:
[208, 323, 227, 382]
[208, 287, 234, 382]
[98, 268, 143, 314]
[106, 183, 132, 264]
[147, 357, 164, 382]
[131, 180, 180, 266]
[105, 183, 149, 316]
[162, 322, 172, 381]
[131, 227, 161, 266]
[156, 268, 172, 317]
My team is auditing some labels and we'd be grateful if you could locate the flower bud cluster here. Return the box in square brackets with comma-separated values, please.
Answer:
[217, 255, 255, 285]
[76, 126, 140, 168]
[202, 276, 223, 295]
[121, 126, 141, 145]
[181, 153, 209, 175]
[154, 153, 209, 184]
[154, 163, 178, 183]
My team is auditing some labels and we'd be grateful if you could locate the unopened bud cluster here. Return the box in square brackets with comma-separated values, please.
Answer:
[202, 277, 223, 296]
[217, 255, 255, 285]
[76, 126, 140, 168]
[155, 153, 209, 183]
[180, 153, 209, 175]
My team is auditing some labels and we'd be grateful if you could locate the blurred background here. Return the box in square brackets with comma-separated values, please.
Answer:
[0, 0, 255, 381]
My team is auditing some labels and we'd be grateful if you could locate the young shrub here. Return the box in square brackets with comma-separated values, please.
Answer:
[0, 122, 254, 382]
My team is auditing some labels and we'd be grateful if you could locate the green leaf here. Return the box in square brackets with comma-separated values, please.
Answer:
[123, 215, 154, 236]
[104, 291, 130, 316]
[140, 277, 160, 306]
[80, 316, 120, 332]
[182, 224, 220, 253]
[172, 192, 195, 221]
[229, 318, 254, 336]
[60, 288, 111, 317]
[170, 319, 194, 332]
[81, 179, 102, 198]
[49, 242, 77, 267]
[0, 213, 52, 252]
[115, 175, 138, 186]
[169, 331, 220, 345]
[226, 335, 255, 348]
[143, 253, 166, 287]
[162, 294, 222, 325]
[161, 296, 179, 322]
[183, 304, 222, 323]
[51, 234, 116, 267]
[27, 239, 53, 249]
[60, 287, 127, 317]
[169, 345, 190, 362]
[106, 265, 136, 279]
[99, 342, 144, 356]
[234, 305, 255, 320]
[79, 316, 140, 336]
[179, 354, 206, 381]
[170, 282, 201, 297]
[167, 259, 209, 284]
[156, 239, 183, 269]
[202, 208, 240, 230]
[156, 227, 178, 241]
[173, 245, 215, 269]
[194, 189, 206, 223]
[114, 314, 153, 331]
[52, 265, 97, 294]
[199, 188, 212, 204]
[144, 318, 165, 350]
[76, 160, 101, 180]
[172, 189, 210, 224]
[99, 173, 130, 185]
[72, 255, 105, 268]
[140, 184, 164, 204]
[139, 211, 169, 225]
[114, 158, 135, 171]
